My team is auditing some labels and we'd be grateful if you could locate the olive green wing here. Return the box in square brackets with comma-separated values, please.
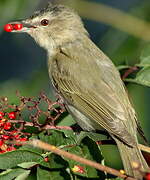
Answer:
[50, 41, 136, 146]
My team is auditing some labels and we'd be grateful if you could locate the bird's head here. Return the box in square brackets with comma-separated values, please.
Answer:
[6, 3, 88, 51]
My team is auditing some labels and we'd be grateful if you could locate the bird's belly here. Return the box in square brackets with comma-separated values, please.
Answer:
[67, 104, 103, 131]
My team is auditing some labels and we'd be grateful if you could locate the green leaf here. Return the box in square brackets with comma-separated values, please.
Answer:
[19, 130, 76, 170]
[15, 170, 30, 180]
[117, 65, 130, 70]
[39, 130, 66, 147]
[40, 154, 67, 169]
[76, 131, 107, 144]
[57, 114, 75, 126]
[39, 130, 76, 147]
[136, 67, 150, 86]
[56, 114, 78, 138]
[0, 150, 43, 170]
[139, 44, 150, 66]
[38, 130, 105, 178]
[19, 135, 43, 154]
[25, 173, 37, 180]
[0, 168, 30, 180]
[37, 130, 73, 169]
[37, 167, 67, 180]
[64, 137, 105, 178]
[125, 67, 150, 87]
[18, 162, 38, 169]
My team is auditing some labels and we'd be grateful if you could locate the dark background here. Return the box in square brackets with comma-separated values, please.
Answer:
[0, 0, 150, 169]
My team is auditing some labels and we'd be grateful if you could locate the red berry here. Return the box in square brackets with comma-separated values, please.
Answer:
[44, 157, 49, 162]
[0, 150, 6, 154]
[19, 138, 27, 142]
[4, 24, 13, 32]
[8, 112, 16, 120]
[15, 141, 22, 146]
[13, 24, 23, 30]
[0, 121, 5, 127]
[10, 130, 17, 134]
[4, 122, 11, 130]
[145, 173, 150, 180]
[7, 146, 16, 152]
[72, 165, 84, 174]
[1, 135, 10, 140]
[0, 112, 4, 119]
[0, 140, 3, 146]
[14, 134, 20, 139]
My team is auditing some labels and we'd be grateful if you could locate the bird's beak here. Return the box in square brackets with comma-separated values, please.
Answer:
[4, 20, 37, 33]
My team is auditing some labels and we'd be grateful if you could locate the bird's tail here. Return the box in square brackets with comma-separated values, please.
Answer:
[114, 138, 149, 179]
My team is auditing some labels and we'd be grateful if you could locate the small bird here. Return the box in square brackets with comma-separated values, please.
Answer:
[7, 3, 148, 178]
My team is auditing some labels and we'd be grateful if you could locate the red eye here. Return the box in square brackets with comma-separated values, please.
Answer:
[41, 19, 49, 26]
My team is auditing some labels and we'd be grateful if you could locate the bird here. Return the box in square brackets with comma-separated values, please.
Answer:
[8, 3, 148, 179]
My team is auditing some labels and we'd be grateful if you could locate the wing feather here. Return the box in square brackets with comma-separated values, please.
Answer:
[49, 39, 137, 145]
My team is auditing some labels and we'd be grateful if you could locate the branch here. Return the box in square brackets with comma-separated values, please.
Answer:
[26, 139, 136, 180]
[139, 144, 150, 154]
[8, 120, 73, 130]
[63, 0, 150, 41]
[121, 66, 139, 80]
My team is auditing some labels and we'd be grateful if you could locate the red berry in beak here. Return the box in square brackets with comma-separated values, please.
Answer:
[4, 24, 13, 32]
[13, 24, 23, 30]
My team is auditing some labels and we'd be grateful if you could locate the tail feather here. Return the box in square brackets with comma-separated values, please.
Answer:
[114, 137, 149, 179]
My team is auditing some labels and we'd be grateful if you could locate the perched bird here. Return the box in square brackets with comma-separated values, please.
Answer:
[8, 3, 148, 179]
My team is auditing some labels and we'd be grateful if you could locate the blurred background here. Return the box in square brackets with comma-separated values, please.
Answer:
[0, 0, 150, 170]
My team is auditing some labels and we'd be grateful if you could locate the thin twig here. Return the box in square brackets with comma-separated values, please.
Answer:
[122, 66, 139, 80]
[9, 120, 73, 130]
[26, 139, 136, 180]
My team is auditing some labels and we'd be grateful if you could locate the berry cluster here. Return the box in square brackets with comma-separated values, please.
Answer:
[0, 93, 65, 154]
[4, 24, 23, 32]
[0, 111, 15, 130]
[0, 111, 27, 153]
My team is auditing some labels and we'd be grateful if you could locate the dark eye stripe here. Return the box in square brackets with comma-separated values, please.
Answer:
[41, 19, 49, 26]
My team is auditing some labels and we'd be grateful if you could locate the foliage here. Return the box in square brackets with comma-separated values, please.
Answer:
[0, 45, 150, 179]
[0, 0, 150, 179]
